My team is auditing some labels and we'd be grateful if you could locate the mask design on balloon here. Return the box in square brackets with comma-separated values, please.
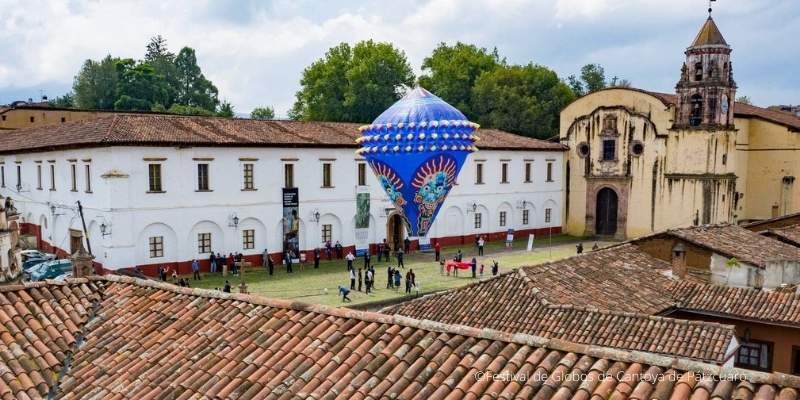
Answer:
[412, 155, 457, 236]
[369, 160, 406, 209]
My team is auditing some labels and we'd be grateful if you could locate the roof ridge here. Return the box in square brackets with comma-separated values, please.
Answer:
[0, 277, 91, 293]
[543, 302, 736, 330]
[87, 274, 800, 388]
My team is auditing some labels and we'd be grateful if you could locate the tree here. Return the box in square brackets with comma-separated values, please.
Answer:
[216, 100, 234, 117]
[145, 35, 178, 107]
[250, 106, 275, 120]
[471, 64, 576, 139]
[609, 76, 632, 88]
[114, 59, 170, 111]
[736, 95, 752, 105]
[51, 93, 75, 108]
[72, 55, 120, 109]
[418, 42, 504, 119]
[290, 40, 414, 122]
[174, 47, 219, 112]
[152, 103, 214, 116]
[580, 63, 606, 94]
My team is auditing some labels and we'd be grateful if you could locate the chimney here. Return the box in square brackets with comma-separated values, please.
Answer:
[672, 243, 687, 279]
[70, 245, 95, 278]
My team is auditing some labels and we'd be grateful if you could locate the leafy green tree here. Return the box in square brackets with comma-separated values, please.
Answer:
[418, 42, 504, 119]
[153, 103, 214, 116]
[51, 93, 75, 108]
[114, 59, 170, 111]
[580, 63, 606, 93]
[73, 55, 120, 109]
[471, 64, 576, 139]
[290, 40, 414, 122]
[250, 106, 275, 120]
[216, 100, 234, 117]
[145, 35, 178, 107]
[174, 47, 219, 111]
[736, 95, 752, 105]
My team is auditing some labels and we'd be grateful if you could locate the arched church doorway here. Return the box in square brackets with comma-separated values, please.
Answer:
[595, 188, 618, 236]
[386, 214, 406, 251]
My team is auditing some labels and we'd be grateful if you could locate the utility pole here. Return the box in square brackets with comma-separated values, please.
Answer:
[76, 201, 92, 255]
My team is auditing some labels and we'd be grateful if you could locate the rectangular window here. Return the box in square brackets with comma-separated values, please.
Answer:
[243, 163, 255, 190]
[242, 229, 255, 250]
[602, 140, 615, 161]
[357, 163, 367, 186]
[70, 164, 77, 191]
[284, 164, 294, 188]
[0, 165, 4, 188]
[474, 212, 482, 229]
[197, 233, 212, 254]
[476, 163, 484, 184]
[522, 209, 530, 225]
[321, 224, 333, 243]
[149, 236, 164, 258]
[148, 164, 162, 192]
[16, 165, 21, 190]
[499, 211, 507, 227]
[545, 208, 552, 223]
[546, 162, 554, 182]
[736, 340, 772, 371]
[500, 162, 509, 183]
[49, 164, 56, 190]
[36, 165, 42, 190]
[85, 164, 91, 192]
[197, 163, 209, 191]
[792, 347, 800, 375]
[322, 163, 332, 188]
[524, 162, 532, 183]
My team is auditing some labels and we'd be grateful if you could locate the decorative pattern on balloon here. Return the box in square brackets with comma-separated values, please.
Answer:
[368, 159, 406, 209]
[412, 155, 457, 236]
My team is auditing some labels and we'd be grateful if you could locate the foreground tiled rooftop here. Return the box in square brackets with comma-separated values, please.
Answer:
[0, 113, 567, 155]
[2, 275, 799, 399]
[660, 224, 800, 268]
[763, 224, 800, 247]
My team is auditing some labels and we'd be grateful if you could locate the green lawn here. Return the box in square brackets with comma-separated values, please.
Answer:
[180, 235, 610, 307]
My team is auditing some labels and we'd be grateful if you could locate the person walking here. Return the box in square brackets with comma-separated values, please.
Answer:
[210, 253, 217, 274]
[492, 260, 499, 276]
[439, 259, 445, 275]
[262, 248, 269, 269]
[456, 249, 463, 262]
[192, 259, 201, 280]
[285, 251, 293, 273]
[223, 280, 231, 293]
[404, 271, 412, 294]
[434, 241, 441, 261]
[228, 253, 237, 276]
[335, 241, 343, 259]
[394, 269, 401, 291]
[576, 243, 584, 254]
[404, 237, 411, 254]
[383, 241, 391, 261]
[345, 251, 355, 271]
[396, 248, 405, 269]
[471, 257, 477, 278]
[365, 268, 373, 294]
[357, 268, 363, 292]
[377, 242, 383, 262]
[478, 236, 485, 256]
[363, 251, 371, 270]
[217, 253, 224, 274]
[349, 268, 356, 291]
[338, 286, 352, 302]
[314, 248, 321, 269]
[325, 241, 333, 260]
[267, 255, 274, 276]
[410, 269, 416, 288]
[387, 266, 394, 289]
[479, 263, 485, 279]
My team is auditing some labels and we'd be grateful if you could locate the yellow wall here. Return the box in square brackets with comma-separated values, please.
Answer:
[0, 108, 106, 130]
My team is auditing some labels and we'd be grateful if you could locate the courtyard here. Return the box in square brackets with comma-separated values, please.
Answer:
[182, 235, 612, 307]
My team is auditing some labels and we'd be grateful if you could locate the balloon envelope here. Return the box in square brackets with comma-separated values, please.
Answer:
[357, 87, 479, 237]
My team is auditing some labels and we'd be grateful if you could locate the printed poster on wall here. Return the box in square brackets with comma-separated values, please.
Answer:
[282, 188, 300, 262]
[354, 187, 370, 256]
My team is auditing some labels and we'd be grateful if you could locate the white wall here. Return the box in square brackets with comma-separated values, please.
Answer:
[0, 145, 564, 269]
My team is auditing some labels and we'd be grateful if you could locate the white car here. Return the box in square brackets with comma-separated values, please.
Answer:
[19, 250, 56, 261]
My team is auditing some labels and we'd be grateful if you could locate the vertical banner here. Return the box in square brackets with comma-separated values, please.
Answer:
[354, 187, 370, 256]
[282, 188, 300, 262]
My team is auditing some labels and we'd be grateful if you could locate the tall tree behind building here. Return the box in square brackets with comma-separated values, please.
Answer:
[73, 55, 120, 109]
[290, 40, 414, 123]
[418, 42, 504, 120]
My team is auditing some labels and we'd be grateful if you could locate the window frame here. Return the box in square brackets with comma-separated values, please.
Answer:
[357, 162, 367, 186]
[197, 163, 210, 191]
[242, 163, 255, 190]
[284, 163, 295, 188]
[149, 236, 164, 258]
[49, 163, 56, 191]
[601, 139, 616, 161]
[546, 161, 554, 182]
[84, 164, 92, 193]
[70, 163, 77, 192]
[321, 224, 333, 243]
[242, 229, 255, 250]
[322, 162, 333, 188]
[499, 211, 507, 227]
[36, 164, 42, 190]
[474, 212, 482, 229]
[522, 209, 529, 225]
[0, 165, 4, 188]
[545, 208, 552, 223]
[148, 163, 163, 192]
[197, 232, 212, 254]
[475, 162, 484, 184]
[500, 162, 509, 183]
[524, 162, 532, 183]
[15, 164, 21, 191]
[735, 339, 773, 372]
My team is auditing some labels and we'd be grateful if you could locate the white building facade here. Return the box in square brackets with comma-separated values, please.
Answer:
[0, 116, 564, 274]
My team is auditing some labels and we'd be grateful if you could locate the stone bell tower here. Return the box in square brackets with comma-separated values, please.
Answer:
[675, 15, 737, 129]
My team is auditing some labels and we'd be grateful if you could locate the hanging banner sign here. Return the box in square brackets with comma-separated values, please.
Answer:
[282, 188, 301, 263]
[354, 187, 370, 256]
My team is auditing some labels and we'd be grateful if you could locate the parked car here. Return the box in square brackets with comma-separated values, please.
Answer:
[26, 259, 72, 281]
[20, 250, 56, 262]
[22, 257, 50, 271]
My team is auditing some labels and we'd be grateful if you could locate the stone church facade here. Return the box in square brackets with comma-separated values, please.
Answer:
[561, 16, 800, 239]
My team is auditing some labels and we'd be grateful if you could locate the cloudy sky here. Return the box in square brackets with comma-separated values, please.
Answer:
[1, 0, 797, 116]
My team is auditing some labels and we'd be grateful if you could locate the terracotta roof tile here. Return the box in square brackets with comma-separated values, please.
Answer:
[0, 114, 566, 155]
[763, 224, 800, 247]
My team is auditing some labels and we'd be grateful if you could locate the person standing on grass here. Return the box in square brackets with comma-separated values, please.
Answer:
[358, 268, 363, 292]
[349, 268, 356, 290]
[404, 237, 411, 254]
[192, 259, 201, 280]
[363, 251, 371, 270]
[394, 269, 401, 291]
[396, 247, 405, 269]
[285, 251, 293, 273]
[325, 241, 332, 260]
[335, 241, 343, 259]
[217, 253, 224, 274]
[387, 266, 393, 289]
[314, 248, 321, 269]
[480, 263, 485, 279]
[377, 242, 383, 262]
[345, 251, 355, 271]
[228, 253, 236, 276]
[434, 241, 441, 261]
[439, 259, 445, 275]
[478, 236, 485, 256]
[404, 271, 412, 294]
[262, 248, 269, 269]
[383, 242, 391, 262]
[365, 268, 372, 294]
[410, 269, 416, 288]
[471, 257, 477, 278]
[267, 255, 274, 276]
[210, 253, 217, 274]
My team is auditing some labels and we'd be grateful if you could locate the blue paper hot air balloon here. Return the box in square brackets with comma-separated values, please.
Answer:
[357, 87, 479, 238]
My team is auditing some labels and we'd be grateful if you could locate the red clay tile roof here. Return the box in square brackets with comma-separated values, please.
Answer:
[0, 114, 567, 155]
[2, 275, 799, 399]
[764, 225, 800, 247]
[670, 279, 800, 327]
[384, 245, 737, 364]
[744, 212, 800, 231]
[665, 224, 800, 268]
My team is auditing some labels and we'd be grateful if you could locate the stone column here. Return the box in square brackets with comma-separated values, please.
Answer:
[71, 248, 96, 278]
